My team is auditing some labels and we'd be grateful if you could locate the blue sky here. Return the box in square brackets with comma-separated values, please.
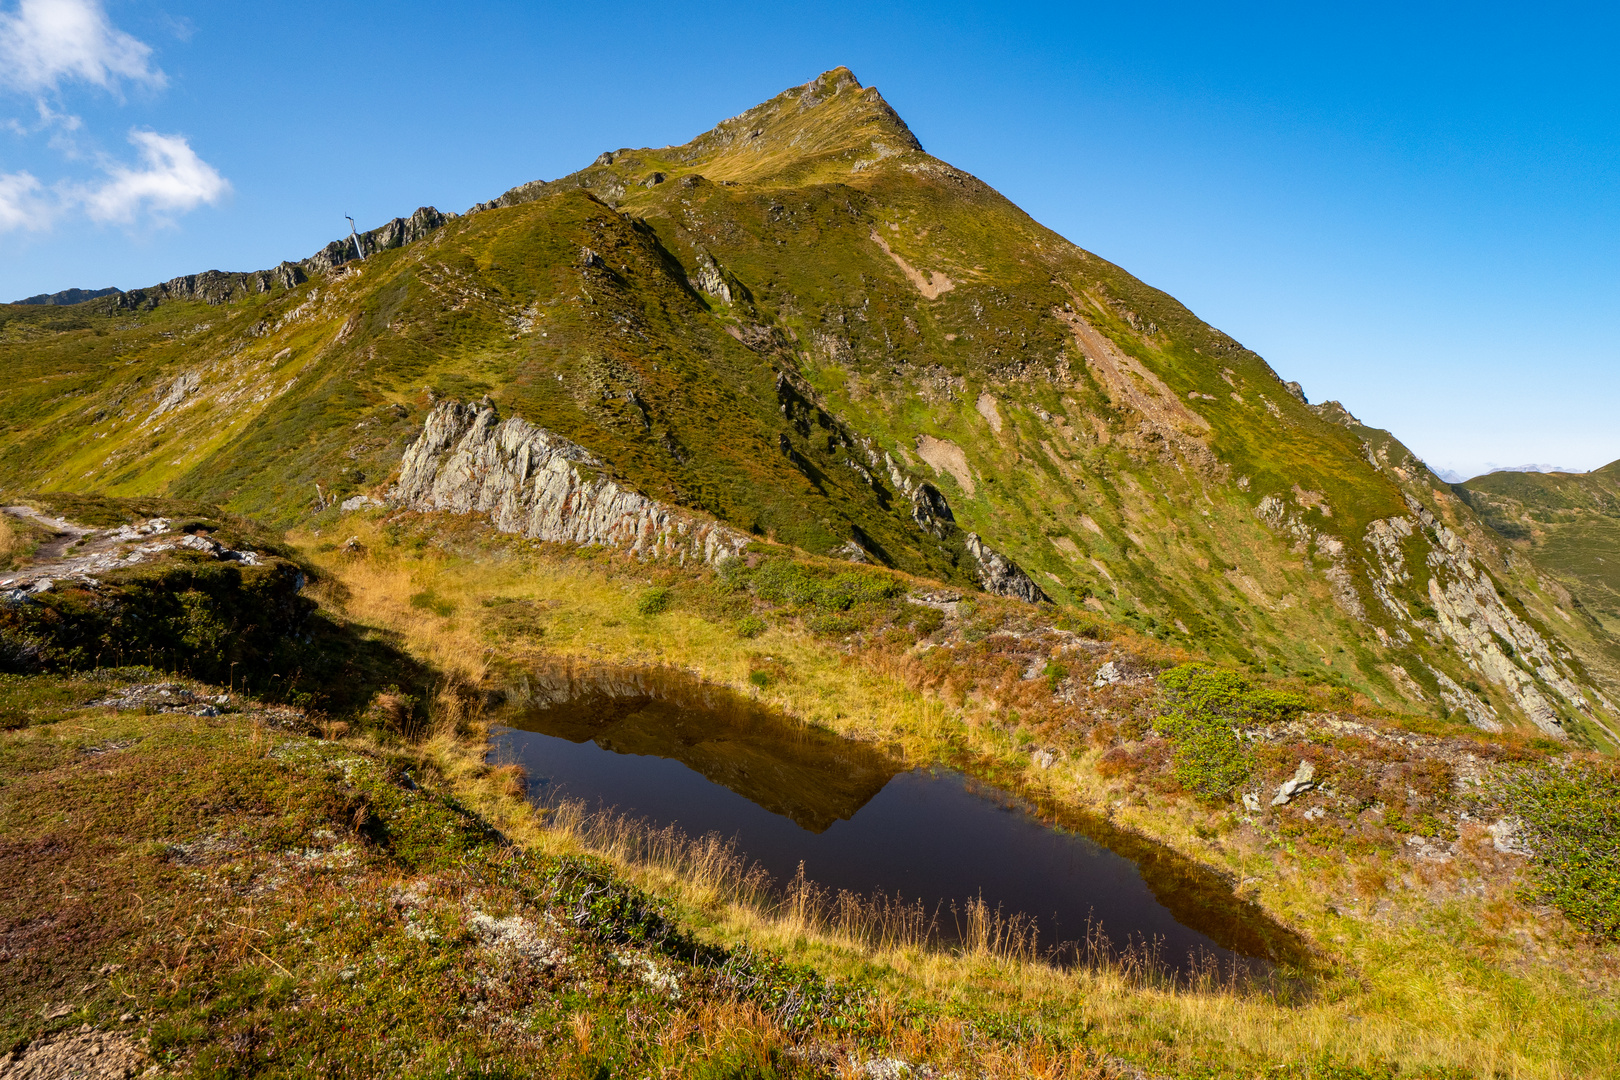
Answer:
[2, 1, 1616, 480]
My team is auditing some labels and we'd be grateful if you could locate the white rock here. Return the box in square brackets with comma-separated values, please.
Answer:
[1489, 817, 1533, 856]
[1271, 760, 1316, 806]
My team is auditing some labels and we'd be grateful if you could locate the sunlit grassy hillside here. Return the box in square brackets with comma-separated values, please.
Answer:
[0, 67, 1614, 743]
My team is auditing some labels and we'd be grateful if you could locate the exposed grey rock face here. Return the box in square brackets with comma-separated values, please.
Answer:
[304, 206, 452, 274]
[689, 251, 732, 303]
[151, 371, 200, 418]
[829, 539, 870, 563]
[390, 401, 750, 564]
[118, 269, 262, 309]
[469, 178, 550, 214]
[1257, 478, 1602, 736]
[114, 207, 451, 310]
[964, 532, 1050, 605]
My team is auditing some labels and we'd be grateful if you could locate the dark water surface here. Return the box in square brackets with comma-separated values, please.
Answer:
[491, 665, 1305, 974]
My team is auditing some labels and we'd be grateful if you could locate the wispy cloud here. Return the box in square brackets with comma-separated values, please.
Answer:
[0, 3, 228, 234]
[79, 129, 228, 222]
[0, 129, 229, 232]
[0, 0, 164, 95]
[0, 169, 50, 230]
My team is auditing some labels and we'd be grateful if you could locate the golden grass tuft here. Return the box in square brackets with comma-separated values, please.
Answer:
[0, 514, 18, 564]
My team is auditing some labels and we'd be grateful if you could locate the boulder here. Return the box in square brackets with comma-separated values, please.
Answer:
[1271, 760, 1316, 806]
[964, 532, 1050, 604]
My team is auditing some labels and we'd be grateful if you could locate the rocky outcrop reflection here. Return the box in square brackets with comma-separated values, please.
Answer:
[497, 666, 899, 833]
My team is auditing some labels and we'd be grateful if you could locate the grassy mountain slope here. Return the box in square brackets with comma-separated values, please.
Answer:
[1459, 461, 1620, 642]
[0, 68, 1614, 743]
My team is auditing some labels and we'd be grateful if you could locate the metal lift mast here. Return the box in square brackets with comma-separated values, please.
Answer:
[345, 216, 367, 262]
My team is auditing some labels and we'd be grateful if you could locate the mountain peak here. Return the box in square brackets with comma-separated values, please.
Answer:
[669, 66, 923, 181]
[562, 67, 925, 189]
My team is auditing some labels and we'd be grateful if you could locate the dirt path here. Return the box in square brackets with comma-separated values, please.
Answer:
[1, 508, 262, 594]
[3, 505, 94, 561]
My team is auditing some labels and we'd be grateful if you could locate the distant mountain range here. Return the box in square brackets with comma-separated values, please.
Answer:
[1457, 458, 1620, 656]
[13, 286, 123, 306]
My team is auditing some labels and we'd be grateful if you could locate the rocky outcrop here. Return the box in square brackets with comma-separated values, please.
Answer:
[965, 533, 1050, 605]
[302, 206, 452, 274]
[0, 513, 265, 605]
[1255, 480, 1606, 736]
[114, 207, 452, 310]
[390, 401, 750, 564]
[688, 251, 733, 303]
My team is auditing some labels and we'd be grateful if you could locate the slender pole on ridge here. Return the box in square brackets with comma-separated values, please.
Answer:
[345, 216, 367, 262]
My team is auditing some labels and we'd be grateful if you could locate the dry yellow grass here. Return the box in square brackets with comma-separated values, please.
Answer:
[299, 518, 1620, 1079]
[0, 514, 18, 564]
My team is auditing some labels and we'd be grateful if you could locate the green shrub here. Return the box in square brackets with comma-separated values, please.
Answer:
[408, 590, 456, 617]
[749, 559, 903, 612]
[1154, 665, 1308, 801]
[807, 610, 863, 636]
[716, 556, 750, 593]
[748, 670, 770, 688]
[909, 606, 946, 637]
[636, 587, 671, 616]
[1492, 762, 1620, 938]
[737, 615, 766, 638]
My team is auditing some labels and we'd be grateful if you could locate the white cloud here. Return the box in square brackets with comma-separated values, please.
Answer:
[0, 130, 227, 232]
[0, 0, 164, 94]
[79, 129, 228, 223]
[0, 5, 220, 237]
[0, 169, 53, 230]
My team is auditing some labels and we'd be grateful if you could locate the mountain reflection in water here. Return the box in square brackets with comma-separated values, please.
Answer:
[497, 666, 900, 832]
[493, 665, 1310, 975]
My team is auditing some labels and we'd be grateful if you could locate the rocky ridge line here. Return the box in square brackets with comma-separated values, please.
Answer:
[389, 401, 751, 565]
[389, 401, 1053, 605]
[15, 207, 458, 311]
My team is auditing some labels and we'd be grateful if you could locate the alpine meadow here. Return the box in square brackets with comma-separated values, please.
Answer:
[3, 69, 1619, 1079]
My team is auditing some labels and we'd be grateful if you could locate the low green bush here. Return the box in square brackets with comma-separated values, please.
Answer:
[1154, 665, 1308, 801]
[737, 614, 766, 638]
[1492, 762, 1620, 938]
[749, 559, 903, 612]
[636, 586, 672, 616]
[408, 589, 456, 617]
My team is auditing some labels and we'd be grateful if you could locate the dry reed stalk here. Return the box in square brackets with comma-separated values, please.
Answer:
[568, 1011, 593, 1055]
